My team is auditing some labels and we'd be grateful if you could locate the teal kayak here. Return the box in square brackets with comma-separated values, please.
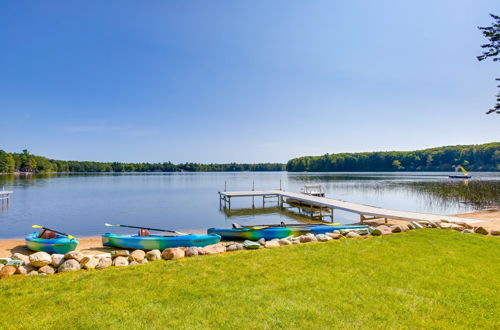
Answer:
[208, 224, 370, 240]
[102, 233, 221, 250]
[25, 232, 79, 254]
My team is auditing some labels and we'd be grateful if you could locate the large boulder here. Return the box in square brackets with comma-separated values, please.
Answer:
[129, 250, 146, 263]
[491, 229, 500, 236]
[145, 250, 162, 261]
[315, 234, 332, 242]
[199, 244, 226, 255]
[95, 257, 112, 270]
[80, 256, 100, 270]
[264, 240, 280, 248]
[111, 250, 130, 258]
[15, 266, 28, 275]
[64, 251, 85, 262]
[450, 224, 464, 231]
[58, 259, 81, 273]
[372, 225, 392, 236]
[326, 233, 342, 239]
[11, 253, 30, 266]
[346, 231, 361, 238]
[299, 234, 318, 243]
[390, 224, 409, 233]
[462, 229, 474, 234]
[243, 240, 260, 250]
[0, 265, 17, 278]
[38, 265, 56, 275]
[29, 252, 52, 268]
[51, 254, 65, 267]
[162, 248, 185, 260]
[227, 244, 244, 251]
[185, 247, 201, 256]
[25, 271, 39, 277]
[113, 256, 129, 267]
[438, 222, 452, 229]
[474, 226, 489, 235]
[278, 239, 292, 246]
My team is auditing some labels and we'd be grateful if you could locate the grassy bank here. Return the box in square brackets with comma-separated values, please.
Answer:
[1, 230, 499, 329]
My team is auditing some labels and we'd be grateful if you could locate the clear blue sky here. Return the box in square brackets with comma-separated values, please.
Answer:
[0, 1, 498, 163]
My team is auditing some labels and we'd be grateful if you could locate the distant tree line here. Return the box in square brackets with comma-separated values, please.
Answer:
[286, 143, 500, 172]
[1, 143, 498, 174]
[0, 149, 285, 173]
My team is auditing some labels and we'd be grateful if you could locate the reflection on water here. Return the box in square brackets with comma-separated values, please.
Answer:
[0, 172, 498, 238]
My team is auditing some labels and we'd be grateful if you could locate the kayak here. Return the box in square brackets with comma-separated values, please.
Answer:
[25, 232, 79, 254]
[207, 224, 370, 240]
[101, 233, 221, 250]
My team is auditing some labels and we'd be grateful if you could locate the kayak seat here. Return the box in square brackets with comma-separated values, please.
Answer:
[39, 230, 57, 239]
[138, 229, 150, 237]
[232, 223, 242, 229]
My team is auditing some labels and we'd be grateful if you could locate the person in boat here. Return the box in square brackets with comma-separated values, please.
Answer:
[38, 229, 57, 239]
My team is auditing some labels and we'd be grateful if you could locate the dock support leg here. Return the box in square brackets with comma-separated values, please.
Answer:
[331, 208, 334, 222]
[384, 218, 387, 224]
[228, 197, 231, 210]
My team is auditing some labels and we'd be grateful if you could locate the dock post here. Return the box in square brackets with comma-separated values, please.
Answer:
[252, 181, 255, 207]
[228, 197, 231, 209]
[279, 179, 282, 191]
[331, 208, 334, 222]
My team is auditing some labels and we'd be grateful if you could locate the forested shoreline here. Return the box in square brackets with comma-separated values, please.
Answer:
[0, 142, 498, 173]
[0, 150, 284, 173]
[286, 143, 499, 172]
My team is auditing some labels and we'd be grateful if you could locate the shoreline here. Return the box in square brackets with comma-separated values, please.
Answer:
[1, 209, 498, 258]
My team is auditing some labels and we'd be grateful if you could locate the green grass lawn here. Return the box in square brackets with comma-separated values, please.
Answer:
[1, 230, 499, 329]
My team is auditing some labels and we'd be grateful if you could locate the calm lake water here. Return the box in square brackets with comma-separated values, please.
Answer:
[0, 172, 499, 239]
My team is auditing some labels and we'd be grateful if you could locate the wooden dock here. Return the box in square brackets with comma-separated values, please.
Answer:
[219, 190, 484, 225]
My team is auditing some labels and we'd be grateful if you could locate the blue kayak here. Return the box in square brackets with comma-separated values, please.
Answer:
[208, 224, 370, 240]
[102, 233, 221, 250]
[25, 232, 79, 254]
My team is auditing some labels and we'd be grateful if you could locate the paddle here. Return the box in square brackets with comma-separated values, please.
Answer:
[31, 225, 75, 239]
[104, 223, 188, 236]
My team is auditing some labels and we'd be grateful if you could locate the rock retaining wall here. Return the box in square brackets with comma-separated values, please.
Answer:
[0, 221, 497, 279]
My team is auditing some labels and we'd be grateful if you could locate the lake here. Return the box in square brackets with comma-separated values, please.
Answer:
[0, 172, 499, 238]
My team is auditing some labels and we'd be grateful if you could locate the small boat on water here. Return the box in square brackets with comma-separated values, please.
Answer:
[102, 233, 221, 250]
[25, 232, 79, 254]
[208, 223, 370, 240]
[449, 166, 471, 179]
